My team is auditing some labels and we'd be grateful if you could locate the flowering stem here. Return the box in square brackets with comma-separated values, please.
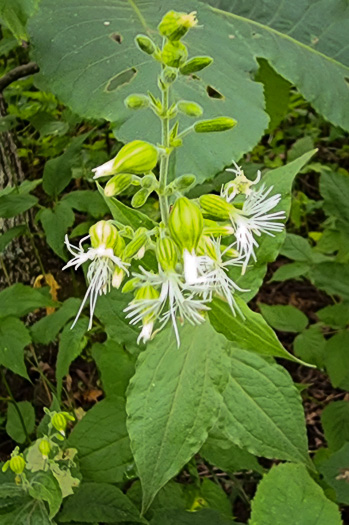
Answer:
[158, 85, 170, 226]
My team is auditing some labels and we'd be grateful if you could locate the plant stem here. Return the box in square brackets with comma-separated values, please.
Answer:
[158, 85, 170, 226]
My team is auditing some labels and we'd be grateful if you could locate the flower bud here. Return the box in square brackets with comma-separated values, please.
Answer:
[131, 188, 151, 208]
[162, 41, 188, 68]
[123, 228, 148, 260]
[112, 267, 126, 289]
[135, 34, 156, 55]
[161, 67, 178, 85]
[169, 174, 196, 193]
[9, 455, 26, 475]
[156, 237, 178, 271]
[113, 140, 159, 175]
[200, 194, 234, 219]
[177, 100, 203, 117]
[169, 197, 203, 252]
[122, 277, 140, 293]
[222, 246, 240, 259]
[51, 413, 68, 436]
[89, 221, 119, 250]
[135, 284, 159, 302]
[194, 117, 237, 133]
[104, 173, 133, 197]
[198, 236, 218, 261]
[141, 173, 158, 189]
[158, 10, 197, 41]
[180, 56, 213, 75]
[203, 219, 234, 237]
[124, 94, 149, 110]
[39, 439, 51, 459]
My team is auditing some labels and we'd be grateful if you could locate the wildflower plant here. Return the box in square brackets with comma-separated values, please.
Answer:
[64, 10, 286, 346]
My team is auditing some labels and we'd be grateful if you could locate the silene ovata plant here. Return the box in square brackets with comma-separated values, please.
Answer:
[64, 10, 285, 346]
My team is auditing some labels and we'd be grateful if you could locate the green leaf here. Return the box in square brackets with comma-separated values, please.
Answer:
[58, 482, 143, 523]
[40, 201, 75, 260]
[321, 401, 349, 452]
[6, 401, 35, 443]
[42, 133, 90, 197]
[206, 0, 349, 132]
[318, 443, 349, 505]
[91, 340, 135, 397]
[30, 297, 81, 344]
[320, 170, 349, 233]
[68, 396, 133, 483]
[0, 0, 38, 41]
[0, 317, 31, 379]
[280, 234, 314, 262]
[150, 508, 236, 525]
[126, 322, 230, 512]
[199, 478, 232, 517]
[1, 499, 52, 525]
[324, 331, 349, 390]
[97, 183, 157, 230]
[270, 262, 310, 283]
[28, 470, 62, 518]
[209, 297, 307, 364]
[56, 319, 88, 399]
[250, 463, 342, 525]
[0, 283, 55, 318]
[0, 193, 38, 218]
[0, 225, 26, 254]
[220, 348, 310, 465]
[62, 190, 109, 218]
[258, 304, 308, 333]
[310, 262, 349, 301]
[316, 303, 349, 329]
[293, 325, 326, 369]
[228, 151, 316, 299]
[255, 58, 290, 132]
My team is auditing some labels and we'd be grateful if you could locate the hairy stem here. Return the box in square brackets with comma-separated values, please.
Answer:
[158, 85, 170, 226]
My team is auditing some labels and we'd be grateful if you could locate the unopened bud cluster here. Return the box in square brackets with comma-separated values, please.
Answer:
[64, 11, 285, 345]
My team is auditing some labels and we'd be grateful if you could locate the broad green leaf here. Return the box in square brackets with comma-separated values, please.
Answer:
[255, 58, 290, 132]
[0, 317, 30, 379]
[28, 0, 267, 184]
[62, 190, 109, 218]
[258, 303, 308, 333]
[0, 499, 52, 525]
[97, 183, 157, 230]
[201, 434, 262, 474]
[250, 463, 342, 525]
[30, 297, 81, 344]
[316, 303, 349, 329]
[199, 479, 232, 518]
[324, 331, 349, 390]
[127, 480, 187, 516]
[318, 443, 349, 505]
[40, 200, 75, 260]
[126, 322, 230, 512]
[0, 193, 38, 218]
[0, 0, 38, 41]
[150, 508, 236, 525]
[310, 262, 349, 301]
[321, 401, 349, 452]
[0, 225, 26, 254]
[280, 233, 314, 262]
[28, 470, 62, 518]
[56, 319, 88, 398]
[58, 482, 143, 523]
[6, 401, 35, 443]
[95, 288, 139, 349]
[91, 339, 135, 397]
[42, 133, 90, 197]
[209, 297, 305, 363]
[270, 262, 310, 283]
[228, 151, 316, 299]
[320, 170, 349, 233]
[0, 283, 55, 317]
[68, 396, 133, 483]
[293, 325, 326, 369]
[220, 348, 310, 465]
[206, 0, 349, 131]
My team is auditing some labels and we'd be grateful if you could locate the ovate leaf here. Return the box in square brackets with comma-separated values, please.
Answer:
[293, 325, 326, 369]
[126, 322, 230, 512]
[91, 340, 135, 397]
[321, 401, 349, 452]
[318, 443, 349, 505]
[56, 319, 88, 398]
[28, 470, 62, 518]
[40, 201, 75, 260]
[0, 193, 38, 218]
[250, 463, 342, 525]
[0, 317, 31, 379]
[30, 297, 81, 344]
[258, 303, 308, 333]
[310, 262, 349, 301]
[0, 283, 55, 317]
[6, 401, 35, 443]
[324, 331, 349, 390]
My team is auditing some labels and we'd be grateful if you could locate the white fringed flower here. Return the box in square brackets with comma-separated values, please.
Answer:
[63, 235, 129, 330]
[124, 267, 208, 346]
[222, 162, 261, 202]
[230, 184, 286, 273]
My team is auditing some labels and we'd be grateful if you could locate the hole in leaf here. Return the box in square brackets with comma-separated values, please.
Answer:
[106, 68, 137, 92]
[110, 33, 122, 44]
[206, 85, 224, 100]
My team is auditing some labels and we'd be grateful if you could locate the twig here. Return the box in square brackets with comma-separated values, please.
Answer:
[0, 62, 39, 92]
